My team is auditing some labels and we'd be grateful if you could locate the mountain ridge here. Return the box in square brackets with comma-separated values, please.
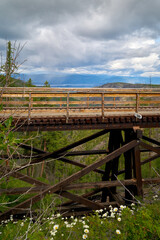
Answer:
[99, 82, 160, 88]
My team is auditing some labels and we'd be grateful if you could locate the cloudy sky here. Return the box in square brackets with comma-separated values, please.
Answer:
[1, 0, 160, 84]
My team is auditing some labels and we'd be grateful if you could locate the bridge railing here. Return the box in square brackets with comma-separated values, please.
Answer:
[0, 88, 160, 119]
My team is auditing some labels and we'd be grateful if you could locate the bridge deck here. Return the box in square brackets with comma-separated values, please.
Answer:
[0, 87, 160, 130]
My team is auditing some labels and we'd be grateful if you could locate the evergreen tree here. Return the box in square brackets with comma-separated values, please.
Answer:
[26, 78, 34, 87]
[0, 41, 25, 87]
[44, 80, 50, 87]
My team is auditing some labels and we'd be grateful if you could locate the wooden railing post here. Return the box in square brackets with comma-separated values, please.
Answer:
[60, 97, 62, 108]
[114, 97, 115, 108]
[87, 97, 89, 108]
[28, 93, 32, 122]
[101, 93, 104, 121]
[136, 93, 139, 113]
[66, 92, 69, 123]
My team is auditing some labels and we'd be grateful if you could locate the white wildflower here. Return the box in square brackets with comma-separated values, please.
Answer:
[83, 224, 89, 228]
[82, 234, 88, 239]
[113, 207, 118, 212]
[120, 205, 125, 210]
[116, 229, 121, 234]
[50, 231, 56, 236]
[49, 221, 54, 225]
[102, 212, 107, 218]
[84, 229, 89, 234]
[111, 212, 115, 218]
[53, 224, 59, 231]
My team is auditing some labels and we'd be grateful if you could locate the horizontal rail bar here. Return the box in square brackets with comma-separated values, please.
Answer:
[0, 88, 160, 120]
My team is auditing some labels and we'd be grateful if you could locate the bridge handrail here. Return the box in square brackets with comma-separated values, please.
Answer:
[0, 88, 160, 120]
[1, 87, 160, 93]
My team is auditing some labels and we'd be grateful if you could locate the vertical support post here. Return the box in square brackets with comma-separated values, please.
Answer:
[66, 92, 69, 123]
[101, 130, 122, 203]
[124, 129, 135, 204]
[101, 93, 104, 121]
[134, 134, 143, 197]
[124, 128, 143, 203]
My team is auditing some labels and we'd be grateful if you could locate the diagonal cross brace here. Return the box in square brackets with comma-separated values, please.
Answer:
[140, 141, 160, 155]
[0, 139, 138, 219]
[18, 129, 109, 169]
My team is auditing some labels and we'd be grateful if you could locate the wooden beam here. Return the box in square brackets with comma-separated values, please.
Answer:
[134, 144, 143, 196]
[141, 154, 160, 165]
[107, 189, 124, 206]
[65, 150, 108, 156]
[18, 129, 109, 168]
[57, 191, 104, 210]
[0, 186, 48, 195]
[56, 201, 117, 212]
[142, 135, 160, 146]
[0, 139, 138, 220]
[140, 141, 160, 155]
[124, 129, 135, 203]
[19, 143, 45, 154]
[64, 179, 137, 190]
[0, 166, 48, 186]
[0, 149, 109, 160]
[59, 157, 105, 174]
[58, 189, 102, 207]
[2, 178, 159, 196]
[140, 147, 160, 153]
[102, 130, 123, 202]
[19, 144, 108, 156]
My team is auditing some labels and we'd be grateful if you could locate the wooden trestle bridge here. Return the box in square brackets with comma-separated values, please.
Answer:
[0, 87, 160, 219]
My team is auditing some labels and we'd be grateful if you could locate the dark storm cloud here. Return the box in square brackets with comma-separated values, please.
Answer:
[1, 0, 160, 40]
[0, 0, 91, 39]
[1, 0, 160, 77]
[74, 0, 160, 39]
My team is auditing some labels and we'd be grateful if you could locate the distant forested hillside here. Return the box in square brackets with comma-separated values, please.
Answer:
[0, 75, 35, 87]
[100, 82, 160, 88]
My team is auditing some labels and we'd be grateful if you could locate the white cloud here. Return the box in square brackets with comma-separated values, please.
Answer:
[1, 0, 160, 79]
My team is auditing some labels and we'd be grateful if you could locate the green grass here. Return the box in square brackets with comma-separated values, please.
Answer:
[0, 198, 160, 240]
